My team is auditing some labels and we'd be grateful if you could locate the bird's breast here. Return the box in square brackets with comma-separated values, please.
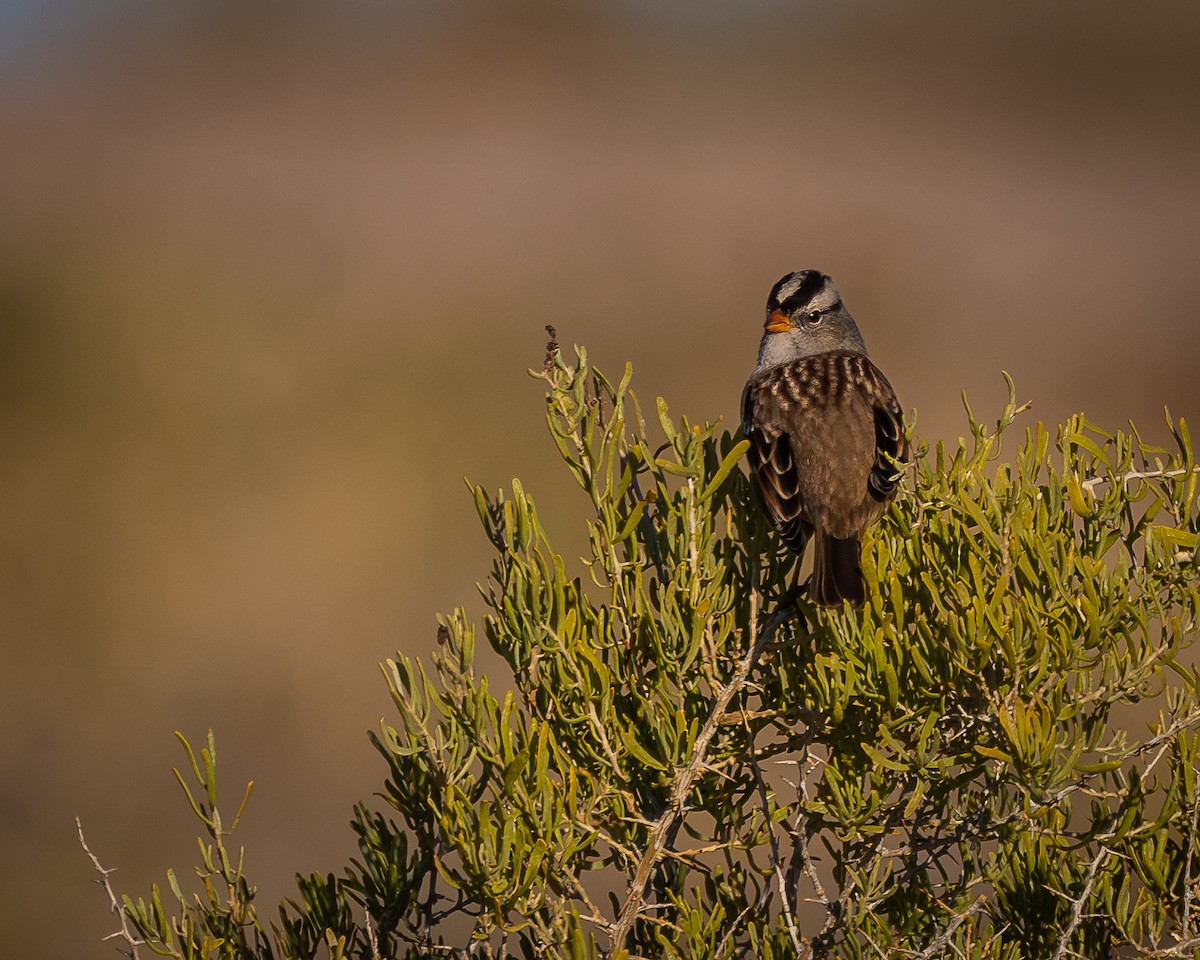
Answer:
[747, 354, 885, 539]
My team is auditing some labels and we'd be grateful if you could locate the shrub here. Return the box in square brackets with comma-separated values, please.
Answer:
[87, 337, 1200, 958]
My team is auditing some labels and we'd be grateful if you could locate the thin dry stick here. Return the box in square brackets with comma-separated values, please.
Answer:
[1050, 847, 1109, 960]
[715, 900, 770, 960]
[608, 595, 800, 952]
[1134, 936, 1200, 958]
[1183, 785, 1200, 939]
[953, 705, 1200, 855]
[911, 897, 988, 960]
[748, 746, 805, 956]
[1080, 465, 1200, 494]
[77, 818, 144, 960]
[364, 904, 383, 960]
[791, 744, 831, 910]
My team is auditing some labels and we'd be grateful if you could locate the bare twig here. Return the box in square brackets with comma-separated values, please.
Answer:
[911, 897, 988, 960]
[560, 875, 613, 936]
[1183, 785, 1200, 939]
[748, 742, 806, 956]
[608, 594, 800, 952]
[790, 745, 831, 910]
[364, 903, 382, 960]
[76, 818, 144, 960]
[1080, 465, 1200, 494]
[812, 825, 894, 955]
[715, 899, 774, 960]
[860, 926, 894, 959]
[1051, 847, 1109, 960]
[1129, 935, 1200, 957]
[943, 705, 1200, 856]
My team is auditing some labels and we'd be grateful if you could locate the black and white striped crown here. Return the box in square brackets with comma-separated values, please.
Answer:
[767, 269, 843, 316]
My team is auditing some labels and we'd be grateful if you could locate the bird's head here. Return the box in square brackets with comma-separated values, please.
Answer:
[757, 269, 868, 369]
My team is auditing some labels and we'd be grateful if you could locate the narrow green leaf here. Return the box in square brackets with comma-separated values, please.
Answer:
[698, 439, 750, 501]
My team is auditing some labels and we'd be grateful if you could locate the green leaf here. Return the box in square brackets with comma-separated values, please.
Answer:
[1150, 525, 1197, 548]
[975, 745, 1013, 763]
[654, 458, 699, 478]
[616, 724, 666, 771]
[698, 439, 750, 501]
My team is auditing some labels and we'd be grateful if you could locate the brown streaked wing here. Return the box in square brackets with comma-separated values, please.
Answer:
[741, 372, 812, 554]
[863, 359, 908, 502]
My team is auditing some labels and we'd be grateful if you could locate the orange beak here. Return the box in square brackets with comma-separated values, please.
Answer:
[765, 308, 792, 333]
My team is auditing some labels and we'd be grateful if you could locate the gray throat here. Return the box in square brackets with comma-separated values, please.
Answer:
[754, 330, 868, 373]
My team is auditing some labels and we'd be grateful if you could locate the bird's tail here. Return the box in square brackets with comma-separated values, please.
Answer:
[810, 533, 866, 608]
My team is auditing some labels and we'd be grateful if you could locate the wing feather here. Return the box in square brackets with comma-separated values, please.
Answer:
[863, 361, 908, 502]
[741, 372, 812, 555]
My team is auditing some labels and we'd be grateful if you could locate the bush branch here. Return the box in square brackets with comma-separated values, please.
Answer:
[76, 818, 143, 959]
[608, 595, 799, 952]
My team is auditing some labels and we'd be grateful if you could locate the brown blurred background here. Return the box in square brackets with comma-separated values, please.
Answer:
[1, 1, 1198, 955]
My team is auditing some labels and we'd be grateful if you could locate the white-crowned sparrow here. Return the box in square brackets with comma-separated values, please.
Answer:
[741, 270, 907, 607]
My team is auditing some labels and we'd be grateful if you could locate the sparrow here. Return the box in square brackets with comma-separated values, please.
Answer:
[741, 270, 907, 607]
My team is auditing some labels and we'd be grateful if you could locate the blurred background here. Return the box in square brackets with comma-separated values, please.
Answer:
[2, 1, 1198, 954]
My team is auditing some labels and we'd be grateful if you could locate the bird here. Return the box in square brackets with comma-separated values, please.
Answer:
[741, 269, 908, 607]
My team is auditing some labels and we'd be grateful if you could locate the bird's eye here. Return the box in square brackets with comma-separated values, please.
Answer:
[807, 311, 823, 325]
